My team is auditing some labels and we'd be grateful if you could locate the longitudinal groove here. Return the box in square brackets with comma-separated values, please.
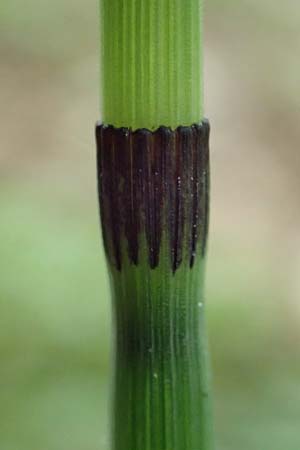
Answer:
[96, 121, 210, 273]
[190, 124, 200, 267]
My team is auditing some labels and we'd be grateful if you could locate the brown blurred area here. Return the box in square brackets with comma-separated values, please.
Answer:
[207, 0, 300, 264]
[1, 1, 300, 449]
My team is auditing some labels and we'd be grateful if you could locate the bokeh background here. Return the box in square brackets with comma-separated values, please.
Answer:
[1, 0, 300, 449]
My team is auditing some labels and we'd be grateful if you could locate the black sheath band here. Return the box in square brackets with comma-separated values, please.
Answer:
[96, 121, 210, 273]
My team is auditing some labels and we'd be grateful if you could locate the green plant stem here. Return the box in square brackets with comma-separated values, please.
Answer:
[100, 0, 204, 130]
[98, 1, 213, 448]
[111, 257, 213, 450]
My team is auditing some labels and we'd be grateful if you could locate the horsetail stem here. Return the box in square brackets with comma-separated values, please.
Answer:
[97, 1, 214, 449]
[100, 0, 203, 130]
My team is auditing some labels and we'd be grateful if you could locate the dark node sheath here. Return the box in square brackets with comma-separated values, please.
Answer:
[96, 121, 210, 273]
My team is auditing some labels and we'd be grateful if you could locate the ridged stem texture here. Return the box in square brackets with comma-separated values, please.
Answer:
[96, 122, 214, 450]
[111, 256, 213, 450]
[99, 0, 203, 130]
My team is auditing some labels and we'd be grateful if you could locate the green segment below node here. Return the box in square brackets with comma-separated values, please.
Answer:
[100, 0, 204, 130]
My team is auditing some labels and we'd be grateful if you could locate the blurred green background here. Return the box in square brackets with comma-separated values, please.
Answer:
[1, 1, 300, 449]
